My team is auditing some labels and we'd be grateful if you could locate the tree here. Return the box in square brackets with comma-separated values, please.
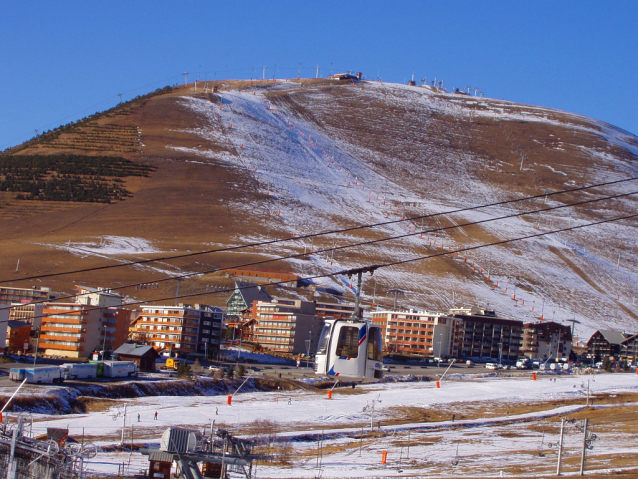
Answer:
[177, 361, 192, 379]
[237, 365, 245, 378]
[226, 365, 235, 379]
[603, 357, 612, 372]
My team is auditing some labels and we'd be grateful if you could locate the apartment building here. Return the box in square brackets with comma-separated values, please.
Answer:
[39, 286, 133, 359]
[521, 321, 572, 360]
[447, 310, 523, 361]
[131, 304, 202, 356]
[39, 303, 103, 358]
[0, 286, 56, 305]
[621, 334, 638, 364]
[370, 309, 450, 357]
[0, 308, 9, 353]
[250, 299, 323, 355]
[8, 302, 44, 328]
[315, 301, 359, 319]
[74, 285, 123, 307]
[226, 268, 301, 287]
[197, 306, 224, 359]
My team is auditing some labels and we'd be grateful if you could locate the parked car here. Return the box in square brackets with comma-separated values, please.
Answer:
[485, 362, 499, 370]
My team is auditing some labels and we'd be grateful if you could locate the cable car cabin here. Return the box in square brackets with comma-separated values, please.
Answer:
[315, 318, 384, 381]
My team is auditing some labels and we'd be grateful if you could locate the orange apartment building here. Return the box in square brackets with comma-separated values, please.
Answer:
[40, 303, 103, 358]
[370, 309, 451, 357]
[39, 286, 133, 358]
[130, 304, 201, 356]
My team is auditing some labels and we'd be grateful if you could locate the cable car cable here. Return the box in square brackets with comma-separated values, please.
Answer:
[2, 188, 635, 312]
[0, 176, 635, 285]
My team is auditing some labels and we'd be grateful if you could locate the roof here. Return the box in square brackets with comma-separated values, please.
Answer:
[114, 343, 157, 357]
[75, 285, 122, 298]
[228, 281, 273, 307]
[593, 329, 626, 345]
[7, 320, 31, 329]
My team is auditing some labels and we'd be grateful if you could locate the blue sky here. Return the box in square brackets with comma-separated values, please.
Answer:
[2, 1, 637, 151]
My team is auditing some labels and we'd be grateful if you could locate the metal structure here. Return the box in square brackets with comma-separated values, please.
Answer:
[314, 268, 384, 381]
[141, 426, 265, 479]
[0, 416, 96, 479]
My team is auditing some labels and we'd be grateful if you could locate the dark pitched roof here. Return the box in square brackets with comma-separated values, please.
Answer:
[228, 281, 272, 307]
[114, 343, 157, 357]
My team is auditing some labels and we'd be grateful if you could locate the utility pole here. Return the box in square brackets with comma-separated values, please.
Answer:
[556, 418, 565, 475]
[316, 64, 319, 78]
[579, 419, 589, 476]
[183, 72, 188, 86]
[262, 66, 266, 80]
[120, 405, 127, 446]
[118, 93, 122, 104]
[33, 328, 40, 365]
[175, 278, 181, 306]
[388, 289, 405, 310]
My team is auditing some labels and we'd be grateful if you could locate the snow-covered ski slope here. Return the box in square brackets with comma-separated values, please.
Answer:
[169, 80, 638, 341]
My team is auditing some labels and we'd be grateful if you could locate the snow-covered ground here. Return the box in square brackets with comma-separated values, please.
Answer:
[16, 371, 638, 478]
[163, 81, 638, 341]
[34, 81, 638, 341]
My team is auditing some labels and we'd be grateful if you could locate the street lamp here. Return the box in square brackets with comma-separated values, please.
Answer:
[33, 328, 40, 365]
[305, 333, 312, 369]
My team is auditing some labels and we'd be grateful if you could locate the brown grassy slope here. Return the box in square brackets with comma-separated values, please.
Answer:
[0, 80, 636, 315]
[0, 84, 285, 302]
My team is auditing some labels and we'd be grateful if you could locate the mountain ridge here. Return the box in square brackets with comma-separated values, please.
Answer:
[1, 78, 637, 344]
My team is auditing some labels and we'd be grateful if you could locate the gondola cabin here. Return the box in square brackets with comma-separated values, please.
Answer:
[315, 318, 384, 381]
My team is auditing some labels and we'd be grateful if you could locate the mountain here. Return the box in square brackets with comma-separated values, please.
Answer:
[1, 78, 637, 343]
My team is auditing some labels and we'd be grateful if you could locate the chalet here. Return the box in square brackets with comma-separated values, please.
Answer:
[587, 330, 627, 362]
[226, 281, 273, 319]
[113, 343, 160, 372]
[521, 321, 572, 360]
[620, 333, 638, 364]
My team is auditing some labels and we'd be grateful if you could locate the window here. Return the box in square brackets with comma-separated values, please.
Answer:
[335, 326, 359, 358]
[367, 326, 383, 361]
